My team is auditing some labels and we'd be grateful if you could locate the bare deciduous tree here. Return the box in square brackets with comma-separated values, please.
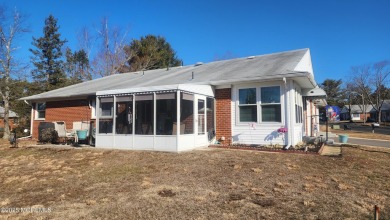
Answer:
[91, 18, 132, 77]
[0, 7, 29, 139]
[348, 61, 390, 122]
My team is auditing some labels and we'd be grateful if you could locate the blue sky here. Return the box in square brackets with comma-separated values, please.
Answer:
[2, 0, 390, 83]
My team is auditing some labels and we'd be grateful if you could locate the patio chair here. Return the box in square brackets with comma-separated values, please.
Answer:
[73, 121, 90, 144]
[54, 121, 75, 144]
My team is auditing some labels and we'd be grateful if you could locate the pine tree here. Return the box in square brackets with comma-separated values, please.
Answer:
[65, 47, 91, 84]
[30, 15, 67, 92]
[123, 35, 182, 72]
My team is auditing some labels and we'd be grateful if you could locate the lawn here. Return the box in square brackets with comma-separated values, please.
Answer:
[322, 124, 390, 141]
[0, 140, 389, 219]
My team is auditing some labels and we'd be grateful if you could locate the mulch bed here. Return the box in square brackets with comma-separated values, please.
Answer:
[209, 144, 324, 155]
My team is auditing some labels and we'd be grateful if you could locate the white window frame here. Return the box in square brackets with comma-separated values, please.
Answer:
[260, 86, 282, 123]
[237, 88, 258, 123]
[352, 113, 360, 118]
[35, 102, 46, 120]
[236, 84, 284, 124]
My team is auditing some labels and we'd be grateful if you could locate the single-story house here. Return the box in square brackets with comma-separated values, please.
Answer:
[341, 101, 390, 122]
[368, 100, 390, 122]
[340, 105, 373, 121]
[21, 48, 326, 152]
[0, 107, 19, 131]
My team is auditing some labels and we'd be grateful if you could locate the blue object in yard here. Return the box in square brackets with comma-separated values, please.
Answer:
[338, 134, 348, 143]
[76, 130, 88, 140]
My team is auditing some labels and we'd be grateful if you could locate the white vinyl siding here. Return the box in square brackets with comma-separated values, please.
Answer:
[232, 82, 285, 145]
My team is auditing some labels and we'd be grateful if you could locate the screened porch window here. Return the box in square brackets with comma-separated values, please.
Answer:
[180, 93, 194, 134]
[238, 88, 257, 122]
[156, 93, 177, 135]
[261, 86, 281, 122]
[99, 97, 113, 134]
[135, 94, 154, 135]
[116, 96, 133, 134]
[206, 97, 215, 141]
[198, 99, 205, 135]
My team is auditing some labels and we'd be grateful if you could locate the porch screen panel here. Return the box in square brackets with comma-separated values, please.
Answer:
[135, 95, 154, 135]
[156, 93, 177, 135]
[116, 96, 133, 134]
[99, 97, 113, 134]
[261, 86, 281, 122]
[180, 93, 194, 134]
[198, 99, 205, 135]
[206, 97, 215, 141]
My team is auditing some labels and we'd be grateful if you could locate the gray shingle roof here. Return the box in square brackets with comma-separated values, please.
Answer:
[21, 48, 311, 101]
[0, 107, 18, 118]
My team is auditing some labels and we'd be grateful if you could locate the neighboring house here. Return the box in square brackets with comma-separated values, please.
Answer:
[340, 105, 373, 121]
[21, 48, 326, 152]
[0, 107, 19, 131]
[366, 100, 390, 122]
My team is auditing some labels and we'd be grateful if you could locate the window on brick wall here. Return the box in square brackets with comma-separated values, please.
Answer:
[35, 102, 46, 120]
[238, 88, 257, 122]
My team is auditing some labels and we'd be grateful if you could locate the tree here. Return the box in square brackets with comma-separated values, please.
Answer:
[319, 79, 343, 107]
[348, 61, 390, 122]
[64, 47, 91, 84]
[0, 6, 29, 139]
[9, 79, 32, 135]
[30, 15, 67, 92]
[123, 35, 182, 72]
[90, 18, 130, 77]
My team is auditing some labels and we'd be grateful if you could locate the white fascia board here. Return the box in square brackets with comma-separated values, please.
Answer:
[96, 84, 214, 97]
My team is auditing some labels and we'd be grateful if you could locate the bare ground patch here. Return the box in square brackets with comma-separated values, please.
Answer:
[0, 140, 389, 219]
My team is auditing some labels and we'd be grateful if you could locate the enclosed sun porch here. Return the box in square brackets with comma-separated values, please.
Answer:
[95, 84, 215, 152]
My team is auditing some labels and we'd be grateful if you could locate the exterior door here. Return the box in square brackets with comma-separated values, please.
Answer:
[196, 97, 206, 136]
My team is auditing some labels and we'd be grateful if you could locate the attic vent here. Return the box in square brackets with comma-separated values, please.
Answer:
[194, 62, 203, 66]
[247, 56, 255, 59]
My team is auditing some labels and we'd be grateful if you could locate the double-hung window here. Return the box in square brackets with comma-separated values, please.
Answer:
[36, 103, 46, 120]
[260, 86, 281, 122]
[238, 88, 257, 122]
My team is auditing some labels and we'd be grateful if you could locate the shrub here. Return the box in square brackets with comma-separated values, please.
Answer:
[40, 128, 58, 143]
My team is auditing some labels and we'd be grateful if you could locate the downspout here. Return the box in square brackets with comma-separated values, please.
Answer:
[24, 100, 34, 137]
[285, 80, 294, 148]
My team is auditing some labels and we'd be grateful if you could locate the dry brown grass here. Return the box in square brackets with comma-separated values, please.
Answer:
[0, 139, 389, 219]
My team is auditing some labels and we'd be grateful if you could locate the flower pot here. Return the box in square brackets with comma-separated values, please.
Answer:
[338, 134, 348, 143]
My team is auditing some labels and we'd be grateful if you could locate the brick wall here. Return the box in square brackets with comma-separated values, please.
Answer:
[0, 118, 18, 130]
[32, 99, 94, 139]
[215, 88, 232, 145]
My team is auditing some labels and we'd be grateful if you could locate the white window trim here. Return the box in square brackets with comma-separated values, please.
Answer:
[235, 83, 284, 125]
[237, 88, 258, 123]
[35, 102, 46, 120]
[259, 86, 282, 123]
